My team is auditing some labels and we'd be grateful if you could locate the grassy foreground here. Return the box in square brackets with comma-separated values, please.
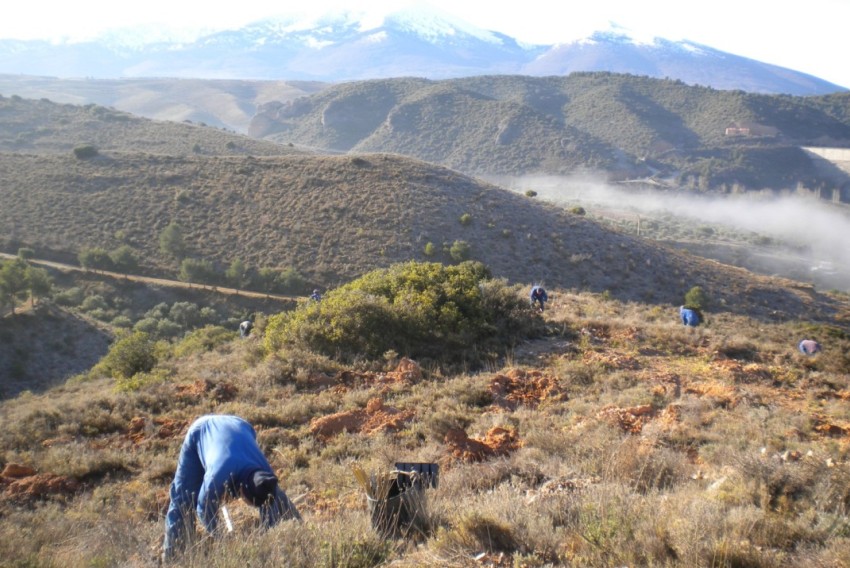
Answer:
[2, 288, 850, 567]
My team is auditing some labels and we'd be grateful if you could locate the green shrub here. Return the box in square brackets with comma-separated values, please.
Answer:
[172, 325, 236, 358]
[179, 258, 218, 284]
[111, 316, 132, 328]
[73, 145, 98, 159]
[423, 242, 436, 257]
[55, 287, 85, 306]
[449, 240, 471, 262]
[159, 222, 187, 260]
[459, 213, 472, 226]
[17, 247, 34, 260]
[115, 368, 170, 392]
[78, 247, 113, 271]
[525, 190, 538, 197]
[80, 295, 109, 312]
[684, 286, 708, 310]
[570, 206, 587, 216]
[264, 260, 542, 365]
[92, 331, 157, 380]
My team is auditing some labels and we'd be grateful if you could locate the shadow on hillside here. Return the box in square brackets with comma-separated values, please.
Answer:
[0, 306, 111, 399]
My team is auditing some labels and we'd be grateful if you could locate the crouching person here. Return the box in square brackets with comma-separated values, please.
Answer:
[162, 414, 301, 562]
[679, 305, 702, 327]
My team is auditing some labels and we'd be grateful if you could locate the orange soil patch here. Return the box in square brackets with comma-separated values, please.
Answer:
[642, 371, 682, 398]
[582, 350, 641, 370]
[489, 368, 563, 410]
[597, 404, 656, 434]
[326, 358, 423, 393]
[711, 360, 774, 383]
[309, 397, 414, 441]
[124, 416, 188, 444]
[0, 464, 80, 503]
[175, 379, 238, 403]
[526, 475, 602, 503]
[444, 426, 522, 462]
[812, 415, 850, 438]
[302, 491, 363, 519]
[684, 381, 739, 408]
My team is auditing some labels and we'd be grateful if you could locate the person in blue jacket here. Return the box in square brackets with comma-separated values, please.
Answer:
[679, 305, 702, 327]
[530, 285, 548, 312]
[162, 415, 301, 561]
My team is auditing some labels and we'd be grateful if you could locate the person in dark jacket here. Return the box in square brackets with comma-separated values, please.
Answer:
[310, 289, 322, 302]
[679, 305, 702, 327]
[162, 415, 301, 561]
[238, 319, 253, 338]
[798, 339, 822, 355]
[530, 285, 548, 312]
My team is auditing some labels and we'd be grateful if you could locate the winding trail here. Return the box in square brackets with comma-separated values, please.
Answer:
[0, 252, 302, 304]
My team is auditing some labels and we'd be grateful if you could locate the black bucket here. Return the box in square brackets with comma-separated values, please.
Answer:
[366, 479, 428, 538]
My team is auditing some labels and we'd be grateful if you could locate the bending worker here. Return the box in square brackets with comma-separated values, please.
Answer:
[530, 285, 548, 312]
[163, 414, 301, 561]
[679, 305, 701, 327]
[798, 339, 822, 355]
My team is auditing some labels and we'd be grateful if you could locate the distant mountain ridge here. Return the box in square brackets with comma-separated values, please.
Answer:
[0, 8, 844, 96]
[249, 73, 850, 191]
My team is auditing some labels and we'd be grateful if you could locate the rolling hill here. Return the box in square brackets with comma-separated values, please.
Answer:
[0, 97, 845, 326]
[0, 74, 328, 133]
[249, 74, 850, 192]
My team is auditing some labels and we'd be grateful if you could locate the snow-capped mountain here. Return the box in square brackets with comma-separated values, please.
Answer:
[0, 8, 844, 95]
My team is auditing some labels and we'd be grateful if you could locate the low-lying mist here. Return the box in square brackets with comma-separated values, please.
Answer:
[491, 174, 850, 292]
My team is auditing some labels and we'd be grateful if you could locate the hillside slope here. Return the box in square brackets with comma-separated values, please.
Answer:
[0, 94, 306, 157]
[2, 286, 850, 566]
[0, 149, 844, 325]
[250, 74, 850, 191]
[0, 75, 329, 133]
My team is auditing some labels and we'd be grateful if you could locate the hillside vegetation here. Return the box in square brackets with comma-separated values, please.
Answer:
[3, 81, 850, 568]
[251, 73, 850, 191]
[0, 94, 307, 157]
[2, 146, 846, 325]
[2, 262, 850, 567]
[0, 75, 329, 133]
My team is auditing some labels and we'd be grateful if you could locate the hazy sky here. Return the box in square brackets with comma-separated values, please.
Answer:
[2, 0, 848, 88]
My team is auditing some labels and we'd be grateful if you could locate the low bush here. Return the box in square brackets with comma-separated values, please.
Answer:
[91, 331, 158, 380]
[172, 325, 237, 358]
[264, 260, 542, 365]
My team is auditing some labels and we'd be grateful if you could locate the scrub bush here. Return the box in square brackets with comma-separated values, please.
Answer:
[91, 331, 157, 380]
[264, 260, 541, 365]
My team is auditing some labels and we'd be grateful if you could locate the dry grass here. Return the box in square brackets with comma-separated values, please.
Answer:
[3, 288, 850, 566]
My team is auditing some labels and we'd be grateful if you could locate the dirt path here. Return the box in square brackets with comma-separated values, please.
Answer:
[0, 252, 303, 303]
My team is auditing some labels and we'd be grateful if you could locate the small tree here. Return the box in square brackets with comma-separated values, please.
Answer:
[109, 245, 139, 275]
[459, 213, 472, 226]
[225, 258, 249, 289]
[159, 222, 187, 261]
[684, 286, 708, 310]
[0, 258, 29, 314]
[73, 145, 99, 159]
[275, 267, 307, 294]
[255, 267, 280, 293]
[25, 265, 52, 307]
[423, 242, 435, 257]
[78, 247, 113, 272]
[179, 258, 217, 285]
[93, 331, 157, 380]
[17, 247, 35, 261]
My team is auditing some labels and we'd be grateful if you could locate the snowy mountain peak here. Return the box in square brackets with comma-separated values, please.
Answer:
[382, 4, 504, 44]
